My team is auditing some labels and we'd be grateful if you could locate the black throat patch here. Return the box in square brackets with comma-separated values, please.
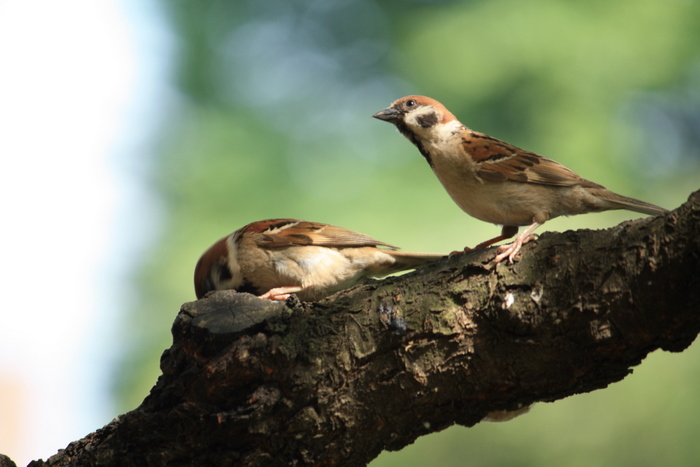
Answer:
[394, 120, 434, 167]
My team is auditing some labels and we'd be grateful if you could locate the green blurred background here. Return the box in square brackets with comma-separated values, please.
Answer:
[120, 1, 700, 465]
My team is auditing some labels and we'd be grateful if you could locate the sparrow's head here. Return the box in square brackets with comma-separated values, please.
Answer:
[373, 96, 459, 164]
[194, 232, 243, 299]
[373, 95, 456, 132]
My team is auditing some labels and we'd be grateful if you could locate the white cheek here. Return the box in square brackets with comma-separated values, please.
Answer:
[226, 237, 244, 288]
[406, 112, 429, 130]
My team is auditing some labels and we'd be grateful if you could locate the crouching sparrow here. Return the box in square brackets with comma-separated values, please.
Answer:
[194, 218, 444, 301]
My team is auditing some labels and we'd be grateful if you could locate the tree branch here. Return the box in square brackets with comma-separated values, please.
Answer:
[24, 191, 700, 467]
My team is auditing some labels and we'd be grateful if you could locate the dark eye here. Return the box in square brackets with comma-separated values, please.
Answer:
[405, 99, 417, 108]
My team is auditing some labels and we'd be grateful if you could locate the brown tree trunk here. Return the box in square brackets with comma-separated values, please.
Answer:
[20, 191, 700, 467]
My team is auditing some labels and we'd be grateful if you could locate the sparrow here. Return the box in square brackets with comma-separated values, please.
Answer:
[194, 218, 444, 301]
[373, 95, 668, 263]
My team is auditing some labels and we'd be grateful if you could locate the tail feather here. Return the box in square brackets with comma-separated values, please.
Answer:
[600, 191, 668, 217]
[385, 250, 445, 271]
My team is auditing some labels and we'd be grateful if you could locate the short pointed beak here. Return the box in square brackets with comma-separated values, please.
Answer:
[372, 107, 401, 122]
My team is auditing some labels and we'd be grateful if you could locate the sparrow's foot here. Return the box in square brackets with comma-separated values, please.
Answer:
[448, 246, 473, 257]
[259, 286, 303, 301]
[493, 234, 538, 264]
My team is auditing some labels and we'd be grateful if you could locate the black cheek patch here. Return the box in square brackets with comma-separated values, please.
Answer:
[415, 112, 438, 128]
[216, 261, 233, 282]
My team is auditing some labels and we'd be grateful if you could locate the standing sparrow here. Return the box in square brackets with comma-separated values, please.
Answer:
[373, 95, 668, 263]
[194, 218, 444, 301]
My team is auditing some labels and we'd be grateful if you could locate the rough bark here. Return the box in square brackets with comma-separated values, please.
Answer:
[19, 190, 700, 467]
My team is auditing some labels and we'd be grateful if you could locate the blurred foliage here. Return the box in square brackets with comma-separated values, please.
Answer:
[118, 0, 700, 465]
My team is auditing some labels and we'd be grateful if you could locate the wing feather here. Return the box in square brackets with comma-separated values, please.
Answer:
[248, 219, 398, 249]
[463, 132, 602, 188]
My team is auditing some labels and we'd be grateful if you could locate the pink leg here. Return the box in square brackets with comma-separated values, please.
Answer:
[493, 222, 541, 264]
[259, 286, 303, 301]
[474, 225, 519, 250]
[450, 225, 519, 256]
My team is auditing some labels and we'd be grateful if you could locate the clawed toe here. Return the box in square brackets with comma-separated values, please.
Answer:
[493, 234, 538, 264]
[494, 244, 521, 264]
[448, 246, 473, 257]
[259, 286, 303, 301]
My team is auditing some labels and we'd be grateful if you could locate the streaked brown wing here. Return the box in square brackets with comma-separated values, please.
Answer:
[250, 219, 398, 249]
[463, 131, 601, 188]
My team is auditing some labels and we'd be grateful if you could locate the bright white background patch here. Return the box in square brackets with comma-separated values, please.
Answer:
[0, 0, 169, 464]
